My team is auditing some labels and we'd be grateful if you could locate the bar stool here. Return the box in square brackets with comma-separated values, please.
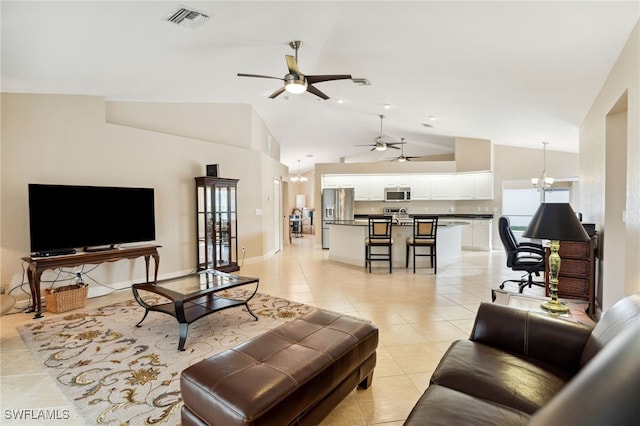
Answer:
[365, 215, 393, 273]
[406, 215, 438, 273]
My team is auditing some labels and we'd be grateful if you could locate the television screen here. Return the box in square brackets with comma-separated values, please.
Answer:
[28, 184, 156, 255]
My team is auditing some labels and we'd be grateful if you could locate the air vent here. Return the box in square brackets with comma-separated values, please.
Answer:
[166, 7, 209, 28]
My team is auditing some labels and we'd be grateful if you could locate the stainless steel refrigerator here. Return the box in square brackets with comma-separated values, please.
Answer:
[322, 188, 355, 249]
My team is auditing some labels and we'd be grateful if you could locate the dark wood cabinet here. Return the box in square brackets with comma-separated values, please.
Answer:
[545, 235, 597, 315]
[195, 177, 239, 273]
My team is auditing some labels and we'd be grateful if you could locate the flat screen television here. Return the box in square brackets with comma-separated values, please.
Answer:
[28, 184, 156, 256]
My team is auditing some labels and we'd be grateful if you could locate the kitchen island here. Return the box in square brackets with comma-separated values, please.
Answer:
[327, 220, 468, 269]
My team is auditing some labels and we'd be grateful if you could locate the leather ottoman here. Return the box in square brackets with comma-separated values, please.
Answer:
[180, 309, 378, 425]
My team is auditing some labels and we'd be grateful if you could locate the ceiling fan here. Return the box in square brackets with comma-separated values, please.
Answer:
[390, 138, 422, 162]
[356, 115, 406, 151]
[237, 40, 352, 100]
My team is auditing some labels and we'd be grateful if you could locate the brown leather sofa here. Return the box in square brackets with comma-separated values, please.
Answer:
[405, 293, 640, 425]
[180, 309, 378, 425]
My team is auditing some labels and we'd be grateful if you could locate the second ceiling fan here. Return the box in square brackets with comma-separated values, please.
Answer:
[238, 40, 352, 100]
[356, 115, 406, 151]
[389, 139, 422, 162]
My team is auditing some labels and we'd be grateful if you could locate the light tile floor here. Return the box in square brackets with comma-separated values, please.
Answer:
[1, 237, 546, 425]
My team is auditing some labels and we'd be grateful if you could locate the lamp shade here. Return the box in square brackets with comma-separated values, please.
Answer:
[523, 203, 590, 242]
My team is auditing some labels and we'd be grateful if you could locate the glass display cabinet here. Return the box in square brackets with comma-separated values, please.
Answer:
[195, 177, 239, 272]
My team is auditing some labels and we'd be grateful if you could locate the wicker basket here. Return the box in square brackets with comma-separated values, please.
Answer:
[45, 283, 88, 313]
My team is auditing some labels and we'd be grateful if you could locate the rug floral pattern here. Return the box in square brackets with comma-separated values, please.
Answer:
[18, 292, 314, 425]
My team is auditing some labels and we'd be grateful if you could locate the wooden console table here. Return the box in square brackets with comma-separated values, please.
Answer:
[22, 244, 160, 319]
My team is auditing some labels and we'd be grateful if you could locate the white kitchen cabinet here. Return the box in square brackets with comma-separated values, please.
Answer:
[384, 174, 411, 187]
[369, 176, 385, 199]
[323, 174, 354, 188]
[461, 219, 492, 251]
[473, 172, 494, 199]
[455, 172, 494, 200]
[353, 175, 385, 200]
[431, 174, 455, 199]
[455, 174, 475, 199]
[324, 171, 493, 200]
[410, 174, 433, 200]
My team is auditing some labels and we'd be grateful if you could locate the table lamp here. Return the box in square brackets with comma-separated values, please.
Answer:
[522, 203, 590, 314]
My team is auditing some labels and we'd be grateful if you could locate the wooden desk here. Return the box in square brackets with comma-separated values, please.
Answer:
[22, 245, 160, 319]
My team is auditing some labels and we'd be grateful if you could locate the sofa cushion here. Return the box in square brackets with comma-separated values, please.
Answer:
[430, 340, 572, 414]
[404, 384, 530, 426]
[530, 321, 640, 426]
[580, 292, 640, 366]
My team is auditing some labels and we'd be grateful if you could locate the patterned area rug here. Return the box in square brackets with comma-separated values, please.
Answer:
[18, 292, 314, 425]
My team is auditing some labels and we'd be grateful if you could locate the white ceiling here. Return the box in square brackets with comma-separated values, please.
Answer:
[2, 1, 638, 173]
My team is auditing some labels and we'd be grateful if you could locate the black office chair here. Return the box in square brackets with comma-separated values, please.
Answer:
[405, 215, 438, 274]
[498, 216, 545, 293]
[365, 215, 393, 273]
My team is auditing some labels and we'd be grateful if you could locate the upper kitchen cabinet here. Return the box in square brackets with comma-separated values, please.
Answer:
[384, 174, 411, 187]
[431, 174, 456, 200]
[323, 174, 355, 188]
[455, 172, 494, 200]
[353, 175, 385, 201]
[410, 174, 433, 200]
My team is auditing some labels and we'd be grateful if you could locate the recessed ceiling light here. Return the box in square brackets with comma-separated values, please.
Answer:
[336, 99, 344, 104]
[383, 104, 391, 109]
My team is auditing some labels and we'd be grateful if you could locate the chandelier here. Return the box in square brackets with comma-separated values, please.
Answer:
[290, 160, 308, 183]
[531, 141, 554, 190]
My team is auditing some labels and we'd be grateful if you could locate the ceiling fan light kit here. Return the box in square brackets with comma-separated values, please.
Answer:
[284, 77, 307, 94]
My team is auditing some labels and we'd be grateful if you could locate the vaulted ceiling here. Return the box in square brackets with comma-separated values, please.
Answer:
[2, 1, 638, 172]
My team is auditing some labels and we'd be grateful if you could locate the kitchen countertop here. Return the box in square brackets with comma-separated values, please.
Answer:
[326, 219, 470, 227]
[350, 213, 493, 220]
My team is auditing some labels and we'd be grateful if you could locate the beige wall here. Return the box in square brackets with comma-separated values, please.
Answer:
[455, 137, 493, 172]
[579, 20, 639, 310]
[1, 93, 288, 300]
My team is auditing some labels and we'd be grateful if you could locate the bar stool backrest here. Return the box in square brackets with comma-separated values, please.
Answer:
[413, 216, 438, 241]
[368, 216, 393, 242]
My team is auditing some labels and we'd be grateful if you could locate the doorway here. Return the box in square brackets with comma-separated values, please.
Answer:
[273, 178, 282, 253]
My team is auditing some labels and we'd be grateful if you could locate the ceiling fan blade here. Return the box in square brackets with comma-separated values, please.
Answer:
[306, 84, 329, 100]
[387, 145, 401, 150]
[268, 86, 286, 99]
[306, 74, 352, 84]
[355, 144, 375, 147]
[238, 73, 284, 81]
[285, 55, 301, 77]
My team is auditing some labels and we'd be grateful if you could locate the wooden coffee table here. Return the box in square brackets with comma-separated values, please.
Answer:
[132, 269, 259, 350]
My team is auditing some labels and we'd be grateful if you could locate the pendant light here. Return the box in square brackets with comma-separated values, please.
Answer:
[290, 160, 308, 183]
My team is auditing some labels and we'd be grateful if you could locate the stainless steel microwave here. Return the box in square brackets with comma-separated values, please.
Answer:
[384, 187, 411, 202]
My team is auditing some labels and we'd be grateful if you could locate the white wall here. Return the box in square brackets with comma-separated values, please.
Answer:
[1, 93, 288, 301]
[579, 20, 640, 310]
